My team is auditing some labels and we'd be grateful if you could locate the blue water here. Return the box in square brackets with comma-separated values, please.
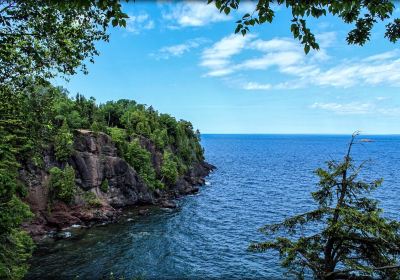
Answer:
[26, 135, 400, 279]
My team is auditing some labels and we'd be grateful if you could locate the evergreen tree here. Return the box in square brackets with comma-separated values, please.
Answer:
[0, 86, 35, 279]
[49, 165, 76, 204]
[250, 133, 400, 279]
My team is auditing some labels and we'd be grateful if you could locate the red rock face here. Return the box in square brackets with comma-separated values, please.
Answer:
[21, 130, 214, 240]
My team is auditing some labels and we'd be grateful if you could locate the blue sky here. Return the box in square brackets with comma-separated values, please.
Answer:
[56, 1, 400, 134]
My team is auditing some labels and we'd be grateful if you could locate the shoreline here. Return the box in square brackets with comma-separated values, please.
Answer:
[24, 161, 215, 242]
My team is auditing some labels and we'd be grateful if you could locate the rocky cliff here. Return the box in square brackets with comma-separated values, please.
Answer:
[21, 130, 214, 239]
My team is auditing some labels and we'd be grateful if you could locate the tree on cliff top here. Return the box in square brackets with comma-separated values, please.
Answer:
[210, 0, 400, 54]
[54, 120, 74, 162]
[249, 133, 400, 279]
[0, 0, 128, 90]
[0, 1, 128, 278]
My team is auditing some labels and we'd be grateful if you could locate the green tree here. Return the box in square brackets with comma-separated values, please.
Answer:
[0, 74, 207, 278]
[250, 133, 400, 279]
[125, 139, 161, 189]
[0, 0, 128, 89]
[108, 127, 128, 156]
[151, 128, 169, 150]
[135, 121, 151, 138]
[49, 165, 76, 204]
[0, 125, 34, 279]
[54, 120, 74, 162]
[101, 99, 137, 128]
[0, 1, 130, 278]
[0, 228, 34, 280]
[211, 0, 400, 54]
[161, 150, 179, 185]
[74, 93, 96, 127]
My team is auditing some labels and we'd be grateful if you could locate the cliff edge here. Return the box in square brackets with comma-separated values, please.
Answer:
[21, 130, 214, 239]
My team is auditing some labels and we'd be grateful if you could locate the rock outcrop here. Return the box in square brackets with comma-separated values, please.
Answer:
[21, 130, 214, 239]
[71, 131, 153, 206]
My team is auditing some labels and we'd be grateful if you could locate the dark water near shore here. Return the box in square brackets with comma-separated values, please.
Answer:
[26, 135, 400, 280]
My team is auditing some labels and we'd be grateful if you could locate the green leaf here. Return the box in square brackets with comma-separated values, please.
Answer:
[304, 44, 310, 54]
[224, 7, 230, 15]
[235, 25, 241, 33]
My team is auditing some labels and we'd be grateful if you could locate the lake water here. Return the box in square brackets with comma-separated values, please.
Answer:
[26, 135, 400, 279]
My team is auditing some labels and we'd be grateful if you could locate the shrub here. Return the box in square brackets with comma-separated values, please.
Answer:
[49, 165, 76, 203]
[108, 127, 127, 155]
[82, 191, 102, 208]
[161, 150, 179, 185]
[150, 128, 168, 149]
[0, 228, 35, 280]
[54, 120, 73, 162]
[91, 120, 105, 133]
[124, 139, 161, 189]
[100, 179, 109, 193]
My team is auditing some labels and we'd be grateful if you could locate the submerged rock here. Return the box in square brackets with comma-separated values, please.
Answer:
[138, 209, 150, 216]
[160, 200, 177, 209]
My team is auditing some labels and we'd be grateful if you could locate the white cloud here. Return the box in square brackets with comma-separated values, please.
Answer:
[248, 38, 300, 52]
[239, 51, 304, 70]
[311, 102, 373, 115]
[241, 79, 311, 91]
[243, 82, 272, 90]
[311, 102, 400, 116]
[313, 58, 400, 88]
[201, 34, 255, 77]
[162, 2, 230, 28]
[200, 31, 400, 90]
[150, 38, 207, 60]
[200, 34, 319, 80]
[237, 1, 258, 14]
[316, 32, 337, 48]
[126, 13, 154, 34]
[376, 96, 389, 101]
[363, 50, 400, 62]
[160, 1, 261, 29]
[207, 68, 235, 77]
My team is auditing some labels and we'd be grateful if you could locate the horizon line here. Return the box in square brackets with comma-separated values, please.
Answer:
[200, 133, 400, 136]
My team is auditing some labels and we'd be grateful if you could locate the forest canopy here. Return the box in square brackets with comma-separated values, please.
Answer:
[0, 2, 131, 278]
[0, 80, 205, 279]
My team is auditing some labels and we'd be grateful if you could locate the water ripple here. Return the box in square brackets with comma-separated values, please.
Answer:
[27, 135, 400, 279]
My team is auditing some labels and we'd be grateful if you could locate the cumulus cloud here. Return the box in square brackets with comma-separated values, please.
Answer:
[150, 38, 208, 60]
[126, 13, 154, 34]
